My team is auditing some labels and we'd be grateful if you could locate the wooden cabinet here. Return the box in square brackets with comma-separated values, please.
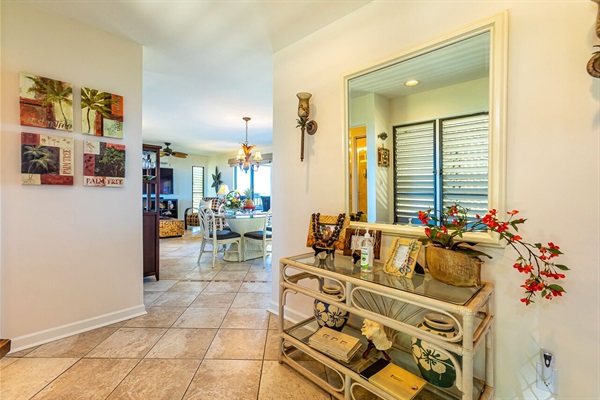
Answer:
[142, 144, 161, 280]
[159, 198, 178, 219]
[278, 253, 495, 400]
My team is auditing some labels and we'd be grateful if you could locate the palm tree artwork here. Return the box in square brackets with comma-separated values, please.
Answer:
[19, 73, 73, 131]
[21, 132, 74, 186]
[81, 87, 123, 138]
[83, 140, 126, 187]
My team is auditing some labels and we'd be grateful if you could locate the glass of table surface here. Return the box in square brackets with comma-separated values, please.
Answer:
[283, 253, 482, 306]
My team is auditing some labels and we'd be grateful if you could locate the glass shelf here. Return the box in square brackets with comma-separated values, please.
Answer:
[285, 253, 482, 306]
[284, 318, 487, 400]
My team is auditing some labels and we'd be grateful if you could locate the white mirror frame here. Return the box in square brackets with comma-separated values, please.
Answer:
[343, 11, 508, 247]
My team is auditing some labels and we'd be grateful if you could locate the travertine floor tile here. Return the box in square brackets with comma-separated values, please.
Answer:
[205, 329, 267, 360]
[143, 279, 178, 292]
[183, 359, 262, 400]
[239, 281, 272, 293]
[85, 328, 166, 359]
[268, 312, 294, 330]
[107, 359, 200, 400]
[167, 281, 210, 293]
[144, 291, 163, 305]
[214, 270, 248, 281]
[123, 306, 186, 328]
[189, 292, 236, 308]
[150, 291, 199, 307]
[244, 270, 272, 281]
[263, 330, 280, 361]
[0, 358, 78, 400]
[221, 308, 269, 329]
[203, 280, 243, 293]
[31, 358, 138, 400]
[258, 361, 331, 400]
[173, 308, 229, 328]
[25, 326, 118, 358]
[145, 328, 217, 359]
[0, 357, 18, 369]
[220, 263, 251, 271]
[185, 269, 220, 280]
[6, 346, 38, 358]
[231, 292, 271, 309]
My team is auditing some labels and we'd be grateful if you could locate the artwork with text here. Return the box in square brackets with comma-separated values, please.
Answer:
[21, 132, 74, 185]
[83, 140, 126, 187]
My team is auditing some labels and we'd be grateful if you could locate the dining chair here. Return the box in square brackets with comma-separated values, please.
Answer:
[243, 215, 272, 268]
[197, 205, 241, 268]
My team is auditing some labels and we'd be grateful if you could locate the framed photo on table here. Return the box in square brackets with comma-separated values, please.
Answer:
[383, 238, 421, 278]
[343, 228, 382, 259]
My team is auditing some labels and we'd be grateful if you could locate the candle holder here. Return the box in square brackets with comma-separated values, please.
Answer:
[296, 92, 318, 162]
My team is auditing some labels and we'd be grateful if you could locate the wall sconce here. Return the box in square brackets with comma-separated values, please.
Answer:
[296, 92, 318, 162]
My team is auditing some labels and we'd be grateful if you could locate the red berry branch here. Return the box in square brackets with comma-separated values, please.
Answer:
[418, 204, 568, 305]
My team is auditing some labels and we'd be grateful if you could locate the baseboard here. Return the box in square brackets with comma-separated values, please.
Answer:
[9, 304, 147, 353]
[268, 300, 310, 325]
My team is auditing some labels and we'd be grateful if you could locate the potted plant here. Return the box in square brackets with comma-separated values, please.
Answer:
[418, 204, 568, 305]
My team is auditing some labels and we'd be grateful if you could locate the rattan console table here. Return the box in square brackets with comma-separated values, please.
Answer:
[278, 253, 494, 400]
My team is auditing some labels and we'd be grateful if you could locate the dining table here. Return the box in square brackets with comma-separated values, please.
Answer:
[223, 213, 267, 262]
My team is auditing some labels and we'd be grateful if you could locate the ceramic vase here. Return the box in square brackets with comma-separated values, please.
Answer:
[313, 284, 349, 332]
[411, 313, 458, 388]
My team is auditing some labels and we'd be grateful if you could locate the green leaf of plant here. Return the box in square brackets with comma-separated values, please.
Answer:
[547, 284, 565, 292]
[554, 264, 569, 271]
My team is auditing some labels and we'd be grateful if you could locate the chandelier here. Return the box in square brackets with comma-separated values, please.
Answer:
[236, 116, 262, 173]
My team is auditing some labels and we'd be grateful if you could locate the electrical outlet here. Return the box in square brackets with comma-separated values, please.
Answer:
[536, 349, 558, 395]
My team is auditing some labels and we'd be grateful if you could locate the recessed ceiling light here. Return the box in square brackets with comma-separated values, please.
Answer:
[405, 80, 419, 87]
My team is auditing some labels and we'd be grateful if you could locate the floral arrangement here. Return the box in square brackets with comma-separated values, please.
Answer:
[224, 190, 242, 210]
[418, 204, 568, 305]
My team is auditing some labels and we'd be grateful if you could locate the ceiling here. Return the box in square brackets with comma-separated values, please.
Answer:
[349, 31, 490, 99]
[25, 0, 372, 156]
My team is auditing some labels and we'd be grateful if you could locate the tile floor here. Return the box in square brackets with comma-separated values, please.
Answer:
[0, 229, 337, 400]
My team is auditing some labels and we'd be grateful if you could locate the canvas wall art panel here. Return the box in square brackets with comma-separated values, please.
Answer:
[19, 72, 73, 131]
[83, 140, 126, 187]
[81, 87, 124, 139]
[21, 132, 74, 185]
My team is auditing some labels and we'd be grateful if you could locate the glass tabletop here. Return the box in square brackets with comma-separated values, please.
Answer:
[284, 253, 482, 306]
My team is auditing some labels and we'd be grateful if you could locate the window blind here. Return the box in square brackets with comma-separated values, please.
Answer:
[393, 121, 435, 224]
[192, 166, 204, 209]
[440, 113, 489, 217]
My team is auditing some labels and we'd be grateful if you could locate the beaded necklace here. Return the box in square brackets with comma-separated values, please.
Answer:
[311, 213, 346, 248]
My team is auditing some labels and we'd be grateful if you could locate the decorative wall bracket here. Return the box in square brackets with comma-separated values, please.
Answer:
[296, 92, 318, 162]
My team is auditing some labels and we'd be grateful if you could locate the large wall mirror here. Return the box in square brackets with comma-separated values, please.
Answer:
[344, 12, 507, 245]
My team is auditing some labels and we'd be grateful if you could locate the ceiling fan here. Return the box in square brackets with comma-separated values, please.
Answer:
[160, 143, 188, 159]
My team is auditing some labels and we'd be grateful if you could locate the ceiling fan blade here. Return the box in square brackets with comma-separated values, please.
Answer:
[159, 151, 167, 157]
[172, 152, 188, 158]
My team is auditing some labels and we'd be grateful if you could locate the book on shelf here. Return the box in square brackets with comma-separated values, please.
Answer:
[359, 358, 426, 400]
[308, 327, 362, 363]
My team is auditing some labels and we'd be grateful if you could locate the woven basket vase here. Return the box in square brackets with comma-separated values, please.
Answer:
[425, 246, 482, 287]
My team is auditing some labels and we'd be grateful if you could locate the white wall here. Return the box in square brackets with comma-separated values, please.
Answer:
[1, 2, 144, 350]
[153, 153, 209, 215]
[272, 2, 599, 399]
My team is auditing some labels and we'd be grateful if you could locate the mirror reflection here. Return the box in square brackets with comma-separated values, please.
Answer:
[348, 31, 491, 225]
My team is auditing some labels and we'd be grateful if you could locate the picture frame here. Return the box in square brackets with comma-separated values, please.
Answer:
[306, 214, 350, 251]
[377, 147, 390, 167]
[343, 228, 382, 259]
[383, 238, 422, 278]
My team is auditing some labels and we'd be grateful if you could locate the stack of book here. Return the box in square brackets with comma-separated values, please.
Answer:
[359, 358, 426, 400]
[308, 327, 362, 363]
